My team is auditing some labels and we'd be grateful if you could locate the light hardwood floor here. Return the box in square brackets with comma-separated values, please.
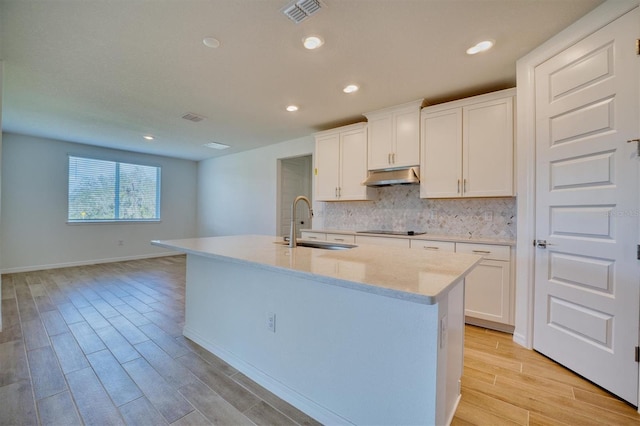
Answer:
[0, 255, 638, 425]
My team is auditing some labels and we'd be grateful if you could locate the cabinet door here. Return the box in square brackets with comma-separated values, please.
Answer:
[393, 109, 420, 168]
[315, 133, 340, 201]
[301, 231, 326, 241]
[420, 108, 463, 198]
[326, 234, 355, 244]
[355, 235, 410, 248]
[339, 128, 370, 200]
[464, 260, 511, 324]
[410, 240, 455, 252]
[367, 115, 393, 170]
[463, 97, 514, 197]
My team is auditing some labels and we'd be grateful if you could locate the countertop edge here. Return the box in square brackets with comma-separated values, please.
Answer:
[151, 238, 480, 305]
[302, 229, 516, 246]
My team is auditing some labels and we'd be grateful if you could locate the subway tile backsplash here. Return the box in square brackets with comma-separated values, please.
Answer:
[321, 186, 516, 240]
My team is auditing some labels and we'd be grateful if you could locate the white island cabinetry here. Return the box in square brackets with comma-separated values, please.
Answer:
[421, 89, 515, 198]
[152, 235, 481, 425]
[314, 123, 374, 201]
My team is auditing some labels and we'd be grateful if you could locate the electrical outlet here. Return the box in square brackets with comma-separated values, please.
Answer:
[118, 240, 124, 246]
[483, 212, 493, 221]
[267, 312, 276, 333]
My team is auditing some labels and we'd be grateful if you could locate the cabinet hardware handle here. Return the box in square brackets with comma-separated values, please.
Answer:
[424, 246, 439, 250]
[338, 187, 341, 197]
[463, 179, 467, 193]
[335, 238, 344, 242]
[308, 236, 318, 239]
[388, 153, 391, 164]
[335, 187, 338, 198]
[392, 153, 395, 164]
[457, 179, 461, 194]
[472, 250, 491, 254]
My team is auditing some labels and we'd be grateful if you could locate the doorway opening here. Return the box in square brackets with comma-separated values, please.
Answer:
[277, 155, 313, 238]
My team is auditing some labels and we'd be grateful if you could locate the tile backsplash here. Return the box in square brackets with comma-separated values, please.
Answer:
[319, 186, 516, 240]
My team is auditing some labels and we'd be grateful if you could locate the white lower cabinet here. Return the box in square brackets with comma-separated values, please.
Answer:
[355, 235, 411, 248]
[300, 231, 326, 241]
[326, 234, 355, 244]
[456, 243, 512, 327]
[410, 240, 455, 252]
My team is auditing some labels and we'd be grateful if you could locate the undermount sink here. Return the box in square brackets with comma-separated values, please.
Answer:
[276, 240, 356, 250]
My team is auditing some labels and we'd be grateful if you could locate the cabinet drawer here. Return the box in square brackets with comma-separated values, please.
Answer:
[300, 232, 327, 241]
[456, 243, 510, 261]
[410, 240, 455, 252]
[355, 235, 410, 248]
[326, 234, 355, 244]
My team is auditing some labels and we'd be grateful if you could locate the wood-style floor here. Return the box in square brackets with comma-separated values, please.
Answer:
[0, 255, 638, 425]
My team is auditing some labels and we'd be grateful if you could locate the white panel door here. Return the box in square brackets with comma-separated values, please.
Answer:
[421, 108, 462, 198]
[534, 8, 639, 404]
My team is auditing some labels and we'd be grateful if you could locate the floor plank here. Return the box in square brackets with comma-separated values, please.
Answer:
[0, 380, 38, 425]
[66, 366, 126, 425]
[37, 391, 82, 426]
[27, 346, 67, 400]
[118, 396, 169, 426]
[0, 340, 30, 387]
[86, 349, 144, 407]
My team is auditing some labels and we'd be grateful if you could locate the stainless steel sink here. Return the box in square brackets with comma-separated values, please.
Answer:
[275, 240, 356, 250]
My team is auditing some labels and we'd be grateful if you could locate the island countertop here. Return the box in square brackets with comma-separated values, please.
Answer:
[152, 235, 481, 305]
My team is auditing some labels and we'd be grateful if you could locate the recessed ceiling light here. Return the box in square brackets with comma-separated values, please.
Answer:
[203, 37, 221, 48]
[203, 142, 230, 150]
[286, 105, 299, 112]
[343, 84, 359, 94]
[466, 40, 494, 55]
[143, 135, 155, 141]
[303, 35, 324, 50]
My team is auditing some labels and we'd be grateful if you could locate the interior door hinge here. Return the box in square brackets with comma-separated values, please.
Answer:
[637, 39, 640, 55]
[635, 346, 639, 363]
[637, 244, 640, 260]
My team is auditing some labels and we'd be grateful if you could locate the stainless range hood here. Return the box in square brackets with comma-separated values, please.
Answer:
[362, 167, 420, 187]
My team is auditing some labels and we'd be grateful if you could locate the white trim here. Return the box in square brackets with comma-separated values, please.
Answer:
[0, 251, 182, 274]
[445, 394, 462, 426]
[183, 326, 353, 426]
[514, 0, 640, 350]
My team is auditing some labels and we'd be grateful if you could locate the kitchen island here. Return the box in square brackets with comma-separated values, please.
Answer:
[151, 235, 481, 425]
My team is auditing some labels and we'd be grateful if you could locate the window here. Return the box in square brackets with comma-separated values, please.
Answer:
[68, 156, 161, 222]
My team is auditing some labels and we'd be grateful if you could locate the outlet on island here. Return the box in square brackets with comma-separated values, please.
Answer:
[266, 312, 276, 333]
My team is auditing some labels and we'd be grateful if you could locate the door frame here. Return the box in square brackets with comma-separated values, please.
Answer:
[515, 0, 640, 406]
[276, 154, 313, 238]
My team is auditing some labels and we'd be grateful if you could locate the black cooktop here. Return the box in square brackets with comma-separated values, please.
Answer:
[356, 230, 426, 236]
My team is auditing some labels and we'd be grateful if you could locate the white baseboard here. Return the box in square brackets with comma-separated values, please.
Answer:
[446, 394, 462, 426]
[182, 326, 352, 426]
[0, 251, 183, 274]
[512, 331, 531, 349]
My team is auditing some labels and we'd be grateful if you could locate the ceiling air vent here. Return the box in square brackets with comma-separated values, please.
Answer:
[282, 0, 323, 24]
[181, 112, 205, 123]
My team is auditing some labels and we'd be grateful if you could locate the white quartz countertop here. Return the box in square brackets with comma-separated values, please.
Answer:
[152, 235, 482, 305]
[304, 229, 516, 246]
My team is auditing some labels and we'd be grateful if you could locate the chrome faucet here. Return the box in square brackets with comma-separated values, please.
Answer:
[289, 195, 313, 248]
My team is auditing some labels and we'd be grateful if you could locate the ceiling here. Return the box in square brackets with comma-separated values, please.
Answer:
[0, 0, 603, 161]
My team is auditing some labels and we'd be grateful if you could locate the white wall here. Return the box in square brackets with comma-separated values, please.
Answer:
[0, 133, 198, 272]
[197, 136, 314, 237]
[0, 61, 4, 328]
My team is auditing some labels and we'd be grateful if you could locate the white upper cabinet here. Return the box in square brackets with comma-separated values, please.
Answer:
[364, 100, 423, 170]
[420, 89, 515, 198]
[314, 123, 375, 201]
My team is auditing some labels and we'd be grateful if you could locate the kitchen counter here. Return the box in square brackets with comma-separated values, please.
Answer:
[152, 234, 481, 305]
[151, 235, 481, 425]
[305, 228, 516, 246]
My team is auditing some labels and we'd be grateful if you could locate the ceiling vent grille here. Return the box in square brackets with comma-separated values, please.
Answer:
[181, 112, 205, 122]
[282, 0, 323, 24]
